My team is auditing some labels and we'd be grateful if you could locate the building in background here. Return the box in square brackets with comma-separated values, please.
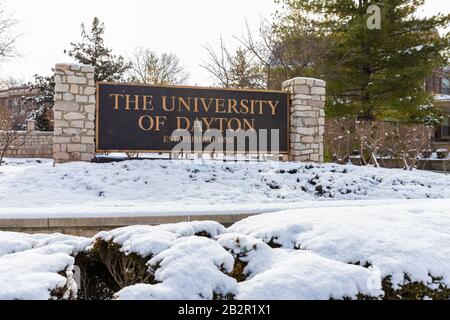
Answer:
[0, 85, 54, 131]
[427, 67, 450, 150]
[0, 86, 40, 129]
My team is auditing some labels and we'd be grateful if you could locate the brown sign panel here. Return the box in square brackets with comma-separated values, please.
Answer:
[96, 82, 289, 153]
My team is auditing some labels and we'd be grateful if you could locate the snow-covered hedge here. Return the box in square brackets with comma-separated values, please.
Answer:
[2, 159, 450, 219]
[436, 149, 449, 159]
[0, 233, 90, 300]
[76, 221, 226, 300]
[116, 236, 238, 300]
[2, 200, 450, 300]
[230, 203, 450, 300]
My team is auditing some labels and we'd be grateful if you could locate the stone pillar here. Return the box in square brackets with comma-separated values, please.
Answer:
[53, 64, 96, 164]
[282, 77, 326, 163]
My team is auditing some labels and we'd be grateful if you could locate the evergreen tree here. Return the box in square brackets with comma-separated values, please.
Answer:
[229, 48, 263, 89]
[278, 0, 450, 123]
[27, 74, 55, 131]
[65, 17, 130, 82]
[201, 40, 264, 89]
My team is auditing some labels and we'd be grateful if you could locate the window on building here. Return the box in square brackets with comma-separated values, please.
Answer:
[442, 116, 450, 140]
[442, 78, 450, 95]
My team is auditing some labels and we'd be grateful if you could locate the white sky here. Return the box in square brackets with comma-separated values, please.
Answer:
[0, 0, 449, 86]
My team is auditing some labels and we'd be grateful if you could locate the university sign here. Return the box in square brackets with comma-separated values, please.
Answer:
[96, 83, 289, 154]
[53, 63, 325, 164]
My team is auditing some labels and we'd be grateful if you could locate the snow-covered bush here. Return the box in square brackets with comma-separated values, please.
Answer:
[325, 119, 433, 169]
[0, 244, 77, 300]
[28, 105, 53, 131]
[217, 233, 273, 281]
[231, 203, 450, 300]
[2, 202, 450, 301]
[0, 232, 90, 300]
[3, 159, 450, 218]
[237, 250, 383, 300]
[421, 149, 432, 159]
[116, 236, 238, 300]
[381, 275, 450, 300]
[26, 74, 55, 131]
[436, 149, 449, 159]
[76, 221, 227, 300]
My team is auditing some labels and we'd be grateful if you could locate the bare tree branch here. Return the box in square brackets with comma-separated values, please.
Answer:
[128, 47, 189, 85]
[200, 36, 266, 89]
[200, 37, 233, 88]
[0, 2, 19, 60]
[0, 105, 26, 165]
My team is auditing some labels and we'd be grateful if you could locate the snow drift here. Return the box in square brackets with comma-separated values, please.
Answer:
[1, 199, 449, 300]
[0, 232, 90, 300]
[1, 158, 450, 219]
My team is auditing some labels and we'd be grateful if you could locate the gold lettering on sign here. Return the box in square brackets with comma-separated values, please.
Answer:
[138, 115, 167, 131]
[228, 99, 239, 114]
[193, 97, 200, 113]
[215, 99, 226, 113]
[139, 115, 153, 131]
[267, 100, 279, 115]
[249, 100, 255, 115]
[161, 96, 174, 112]
[125, 95, 140, 111]
[142, 95, 154, 111]
[256, 101, 265, 115]
[155, 116, 166, 131]
[200, 98, 213, 113]
[228, 118, 242, 130]
[243, 118, 255, 130]
[217, 118, 227, 131]
[240, 99, 249, 114]
[110, 93, 281, 116]
[110, 94, 124, 110]
[203, 118, 214, 130]
[178, 97, 191, 112]
[177, 117, 190, 130]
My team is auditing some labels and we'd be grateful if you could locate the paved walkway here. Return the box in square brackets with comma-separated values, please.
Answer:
[0, 213, 255, 237]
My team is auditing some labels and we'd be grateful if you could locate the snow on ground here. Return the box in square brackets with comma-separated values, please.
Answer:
[1, 158, 450, 299]
[1, 199, 450, 299]
[1, 158, 450, 218]
[230, 201, 450, 290]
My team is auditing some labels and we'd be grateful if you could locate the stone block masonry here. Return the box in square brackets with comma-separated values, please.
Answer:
[3, 130, 53, 159]
[282, 77, 326, 163]
[53, 64, 96, 164]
